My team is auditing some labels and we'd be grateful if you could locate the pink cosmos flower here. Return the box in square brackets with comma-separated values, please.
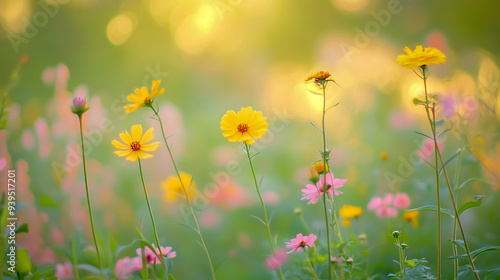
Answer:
[394, 193, 411, 209]
[286, 233, 317, 254]
[55, 261, 73, 279]
[417, 138, 444, 161]
[264, 248, 288, 270]
[136, 244, 176, 265]
[301, 173, 346, 204]
[367, 194, 398, 218]
[115, 257, 142, 279]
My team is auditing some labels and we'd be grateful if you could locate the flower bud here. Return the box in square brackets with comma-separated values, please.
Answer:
[294, 208, 302, 215]
[392, 230, 400, 238]
[71, 97, 89, 116]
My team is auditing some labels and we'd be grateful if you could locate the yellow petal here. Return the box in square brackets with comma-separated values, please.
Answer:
[141, 142, 160, 152]
[140, 127, 155, 144]
[126, 152, 139, 162]
[119, 130, 132, 144]
[137, 150, 153, 160]
[111, 139, 129, 150]
[131, 124, 143, 142]
[114, 150, 131, 157]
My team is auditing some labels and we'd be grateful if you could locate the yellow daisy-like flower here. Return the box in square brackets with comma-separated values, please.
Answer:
[403, 210, 419, 227]
[124, 80, 165, 113]
[305, 71, 331, 82]
[340, 205, 363, 219]
[112, 124, 160, 162]
[397, 45, 446, 69]
[342, 219, 351, 227]
[162, 172, 196, 201]
[220, 106, 269, 145]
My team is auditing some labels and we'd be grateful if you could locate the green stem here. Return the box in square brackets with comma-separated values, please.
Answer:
[244, 143, 285, 280]
[421, 68, 441, 279]
[320, 83, 333, 280]
[305, 249, 319, 280]
[78, 115, 102, 271]
[452, 141, 463, 280]
[71, 239, 81, 280]
[137, 158, 164, 270]
[141, 246, 148, 280]
[149, 105, 216, 280]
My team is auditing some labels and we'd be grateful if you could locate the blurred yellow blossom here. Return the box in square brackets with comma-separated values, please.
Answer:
[403, 211, 419, 227]
[162, 172, 196, 202]
[340, 205, 363, 219]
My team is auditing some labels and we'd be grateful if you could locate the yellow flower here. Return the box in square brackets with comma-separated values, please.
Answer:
[124, 80, 165, 113]
[339, 205, 363, 219]
[220, 106, 269, 145]
[313, 161, 329, 174]
[342, 219, 351, 227]
[305, 71, 331, 82]
[403, 210, 419, 227]
[162, 172, 196, 201]
[112, 124, 160, 162]
[397, 45, 446, 69]
[381, 151, 388, 160]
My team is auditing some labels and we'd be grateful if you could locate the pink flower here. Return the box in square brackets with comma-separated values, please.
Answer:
[367, 194, 398, 218]
[136, 244, 176, 265]
[115, 257, 142, 279]
[286, 233, 317, 254]
[301, 173, 346, 204]
[331, 256, 344, 265]
[55, 261, 73, 279]
[394, 193, 411, 209]
[264, 248, 288, 270]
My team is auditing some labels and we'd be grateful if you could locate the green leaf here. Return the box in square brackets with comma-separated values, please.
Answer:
[434, 119, 445, 126]
[406, 259, 416, 267]
[449, 246, 500, 260]
[39, 195, 57, 207]
[458, 195, 485, 215]
[412, 98, 426, 105]
[15, 223, 29, 234]
[486, 267, 500, 279]
[407, 205, 453, 218]
[16, 249, 32, 274]
[456, 178, 493, 191]
[439, 151, 460, 176]
[168, 275, 176, 280]
[451, 239, 465, 251]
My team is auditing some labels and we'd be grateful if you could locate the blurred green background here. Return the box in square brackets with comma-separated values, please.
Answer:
[1, 0, 500, 279]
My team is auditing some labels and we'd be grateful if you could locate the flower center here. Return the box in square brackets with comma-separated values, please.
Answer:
[130, 141, 141, 151]
[237, 123, 249, 133]
[299, 241, 306, 247]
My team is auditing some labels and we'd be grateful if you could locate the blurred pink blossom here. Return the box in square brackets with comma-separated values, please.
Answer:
[136, 244, 176, 265]
[199, 209, 222, 228]
[42, 67, 55, 85]
[51, 228, 65, 247]
[0, 158, 5, 171]
[394, 193, 411, 209]
[286, 233, 317, 254]
[34, 117, 51, 158]
[331, 256, 344, 265]
[440, 95, 456, 118]
[264, 248, 288, 270]
[368, 194, 398, 218]
[462, 95, 479, 120]
[417, 138, 444, 161]
[210, 175, 253, 210]
[389, 110, 415, 130]
[238, 233, 252, 248]
[116, 257, 142, 279]
[263, 191, 280, 205]
[55, 261, 73, 279]
[21, 129, 35, 150]
[301, 173, 346, 204]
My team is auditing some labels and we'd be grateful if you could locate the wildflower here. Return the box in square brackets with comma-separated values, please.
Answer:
[346, 257, 354, 264]
[367, 194, 398, 218]
[115, 257, 142, 279]
[313, 161, 329, 174]
[136, 244, 176, 265]
[162, 172, 196, 201]
[417, 138, 444, 161]
[381, 151, 388, 160]
[339, 205, 363, 219]
[403, 211, 420, 227]
[55, 261, 73, 279]
[394, 193, 411, 209]
[124, 80, 165, 113]
[331, 256, 343, 265]
[220, 106, 268, 145]
[392, 230, 401, 238]
[71, 96, 89, 116]
[397, 45, 446, 69]
[301, 173, 346, 204]
[286, 233, 317, 254]
[342, 219, 351, 227]
[112, 124, 160, 162]
[305, 71, 331, 83]
[264, 248, 288, 270]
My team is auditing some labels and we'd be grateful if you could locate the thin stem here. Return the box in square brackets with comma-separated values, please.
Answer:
[304, 249, 319, 280]
[137, 159, 164, 269]
[321, 83, 333, 280]
[78, 115, 102, 271]
[141, 247, 148, 280]
[329, 197, 344, 244]
[436, 147, 479, 280]
[71, 239, 81, 280]
[245, 143, 285, 280]
[452, 141, 463, 280]
[149, 105, 216, 280]
[421, 68, 441, 279]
